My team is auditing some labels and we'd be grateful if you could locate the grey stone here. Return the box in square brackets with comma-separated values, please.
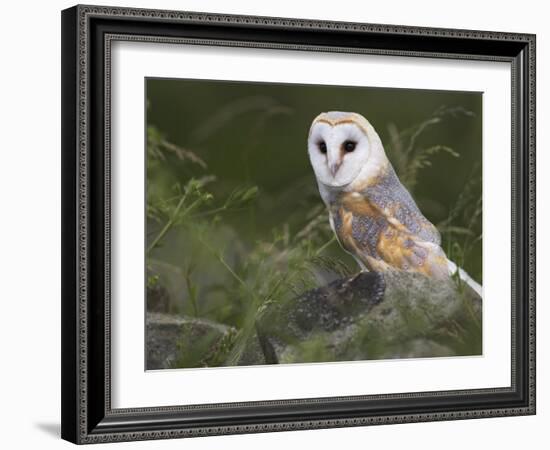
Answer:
[146, 270, 482, 369]
[243, 270, 481, 364]
[146, 312, 236, 369]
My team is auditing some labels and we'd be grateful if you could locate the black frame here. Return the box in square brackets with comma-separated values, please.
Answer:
[61, 4, 536, 444]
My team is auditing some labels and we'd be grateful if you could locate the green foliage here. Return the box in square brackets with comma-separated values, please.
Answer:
[438, 164, 483, 284]
[386, 106, 473, 191]
[281, 335, 337, 364]
[172, 327, 239, 369]
[147, 119, 350, 367]
[147, 124, 207, 168]
[147, 273, 159, 289]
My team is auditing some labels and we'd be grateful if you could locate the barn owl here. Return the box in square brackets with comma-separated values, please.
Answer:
[307, 111, 482, 296]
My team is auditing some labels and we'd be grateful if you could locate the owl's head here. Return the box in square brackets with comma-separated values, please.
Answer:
[307, 111, 386, 189]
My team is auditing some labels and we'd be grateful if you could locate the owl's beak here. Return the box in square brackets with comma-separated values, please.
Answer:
[329, 161, 342, 177]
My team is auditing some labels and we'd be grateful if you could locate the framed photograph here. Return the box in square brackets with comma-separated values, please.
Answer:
[61, 4, 536, 444]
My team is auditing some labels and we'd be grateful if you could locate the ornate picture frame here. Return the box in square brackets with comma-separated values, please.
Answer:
[61, 4, 535, 444]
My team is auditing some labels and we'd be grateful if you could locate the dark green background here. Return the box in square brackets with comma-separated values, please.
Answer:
[146, 78, 482, 321]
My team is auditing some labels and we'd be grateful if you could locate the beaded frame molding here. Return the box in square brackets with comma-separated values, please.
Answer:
[61, 4, 536, 444]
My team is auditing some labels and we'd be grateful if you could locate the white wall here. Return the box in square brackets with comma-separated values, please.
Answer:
[0, 0, 545, 448]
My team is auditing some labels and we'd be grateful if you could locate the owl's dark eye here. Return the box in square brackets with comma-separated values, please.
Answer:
[318, 141, 327, 154]
[343, 140, 356, 152]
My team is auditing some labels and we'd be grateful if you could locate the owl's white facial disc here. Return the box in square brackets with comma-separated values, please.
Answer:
[308, 121, 370, 188]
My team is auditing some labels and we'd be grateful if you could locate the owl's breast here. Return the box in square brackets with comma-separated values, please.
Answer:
[330, 193, 388, 269]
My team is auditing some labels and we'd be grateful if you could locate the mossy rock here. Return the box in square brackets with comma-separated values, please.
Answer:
[238, 270, 481, 365]
[147, 271, 482, 369]
[146, 312, 237, 369]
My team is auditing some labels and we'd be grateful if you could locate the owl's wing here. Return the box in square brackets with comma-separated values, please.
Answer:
[334, 191, 448, 276]
[363, 167, 441, 246]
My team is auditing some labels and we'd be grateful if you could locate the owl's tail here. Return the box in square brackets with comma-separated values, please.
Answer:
[447, 260, 482, 297]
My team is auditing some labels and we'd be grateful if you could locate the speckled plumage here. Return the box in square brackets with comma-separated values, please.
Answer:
[328, 166, 448, 277]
